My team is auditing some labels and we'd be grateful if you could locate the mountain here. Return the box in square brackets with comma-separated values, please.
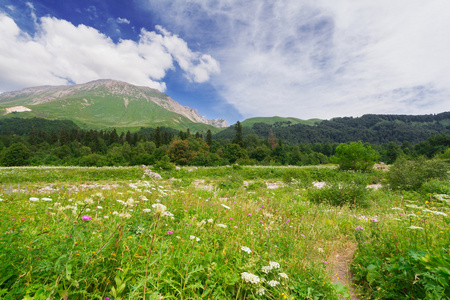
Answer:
[0, 79, 228, 132]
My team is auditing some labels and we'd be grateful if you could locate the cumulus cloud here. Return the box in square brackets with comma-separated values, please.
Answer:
[142, 0, 450, 119]
[116, 17, 130, 24]
[0, 12, 219, 92]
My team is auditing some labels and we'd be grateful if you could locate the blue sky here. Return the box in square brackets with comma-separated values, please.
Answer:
[1, 0, 449, 124]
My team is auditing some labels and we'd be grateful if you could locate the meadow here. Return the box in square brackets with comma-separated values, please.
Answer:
[0, 164, 449, 299]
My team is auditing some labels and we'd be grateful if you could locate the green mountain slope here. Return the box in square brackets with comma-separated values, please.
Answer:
[0, 80, 227, 133]
[241, 116, 321, 127]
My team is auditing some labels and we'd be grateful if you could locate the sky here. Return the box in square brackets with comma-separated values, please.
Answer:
[1, 0, 449, 124]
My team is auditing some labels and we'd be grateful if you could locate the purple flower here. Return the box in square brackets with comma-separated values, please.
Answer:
[104, 298, 110, 300]
[259, 220, 263, 223]
[322, 261, 327, 264]
[370, 218, 378, 223]
[167, 231, 173, 235]
[82, 215, 92, 221]
[355, 226, 364, 230]
[12, 218, 16, 221]
[301, 234, 305, 237]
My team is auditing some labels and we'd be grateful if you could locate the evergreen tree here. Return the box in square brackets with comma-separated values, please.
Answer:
[232, 121, 244, 147]
[109, 129, 119, 145]
[206, 129, 213, 148]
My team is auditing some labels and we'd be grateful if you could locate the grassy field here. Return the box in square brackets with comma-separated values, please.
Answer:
[0, 165, 448, 299]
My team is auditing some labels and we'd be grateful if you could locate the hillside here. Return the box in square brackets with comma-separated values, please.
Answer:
[0, 80, 227, 132]
[241, 116, 321, 127]
[216, 112, 450, 144]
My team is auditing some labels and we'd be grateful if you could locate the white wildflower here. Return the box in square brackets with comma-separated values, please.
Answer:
[269, 261, 280, 269]
[97, 206, 103, 209]
[163, 211, 174, 218]
[117, 200, 125, 205]
[279, 272, 289, 279]
[30, 197, 39, 202]
[221, 204, 231, 209]
[42, 197, 52, 201]
[241, 272, 260, 284]
[406, 204, 421, 209]
[126, 197, 135, 207]
[217, 224, 227, 228]
[190, 235, 200, 242]
[152, 203, 167, 213]
[241, 246, 252, 254]
[104, 216, 109, 219]
[140, 196, 148, 201]
[256, 287, 265, 296]
[261, 266, 271, 274]
[391, 207, 403, 210]
[119, 213, 132, 219]
[207, 219, 214, 223]
[85, 198, 94, 204]
[112, 211, 119, 215]
[85, 208, 91, 212]
[143, 208, 151, 213]
[267, 280, 280, 287]
[408, 225, 424, 230]
[407, 214, 418, 218]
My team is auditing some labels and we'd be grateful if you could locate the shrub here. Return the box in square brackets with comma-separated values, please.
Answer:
[152, 155, 175, 172]
[331, 141, 379, 171]
[421, 179, 450, 195]
[217, 174, 243, 189]
[307, 181, 370, 207]
[385, 157, 449, 190]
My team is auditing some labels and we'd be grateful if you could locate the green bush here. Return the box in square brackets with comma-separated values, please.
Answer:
[246, 181, 266, 190]
[217, 174, 243, 189]
[331, 141, 379, 171]
[421, 179, 450, 195]
[152, 155, 175, 172]
[385, 157, 449, 190]
[307, 182, 370, 207]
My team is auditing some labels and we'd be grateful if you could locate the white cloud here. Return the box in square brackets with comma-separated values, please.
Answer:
[116, 17, 130, 24]
[0, 13, 220, 93]
[142, 0, 450, 119]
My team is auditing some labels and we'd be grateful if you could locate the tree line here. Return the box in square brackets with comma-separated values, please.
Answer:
[0, 118, 449, 167]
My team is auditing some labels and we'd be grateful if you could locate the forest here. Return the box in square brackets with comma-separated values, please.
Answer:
[0, 116, 449, 167]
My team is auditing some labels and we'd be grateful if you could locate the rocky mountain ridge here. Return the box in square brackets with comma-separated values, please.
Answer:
[0, 79, 228, 128]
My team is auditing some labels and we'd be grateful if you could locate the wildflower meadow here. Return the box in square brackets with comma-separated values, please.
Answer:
[0, 163, 449, 299]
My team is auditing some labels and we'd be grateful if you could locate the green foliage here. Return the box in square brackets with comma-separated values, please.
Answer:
[385, 157, 449, 190]
[0, 142, 31, 166]
[217, 173, 243, 189]
[152, 155, 175, 172]
[332, 141, 379, 171]
[421, 179, 450, 195]
[307, 181, 370, 207]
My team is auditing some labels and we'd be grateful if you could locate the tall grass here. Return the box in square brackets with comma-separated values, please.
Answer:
[0, 165, 448, 299]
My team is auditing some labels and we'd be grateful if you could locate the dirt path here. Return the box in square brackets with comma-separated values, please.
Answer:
[331, 242, 360, 300]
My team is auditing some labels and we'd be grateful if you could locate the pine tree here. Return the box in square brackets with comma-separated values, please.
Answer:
[232, 121, 244, 147]
[206, 129, 213, 148]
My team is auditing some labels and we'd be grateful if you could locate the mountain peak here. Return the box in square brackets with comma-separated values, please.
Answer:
[0, 79, 228, 129]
